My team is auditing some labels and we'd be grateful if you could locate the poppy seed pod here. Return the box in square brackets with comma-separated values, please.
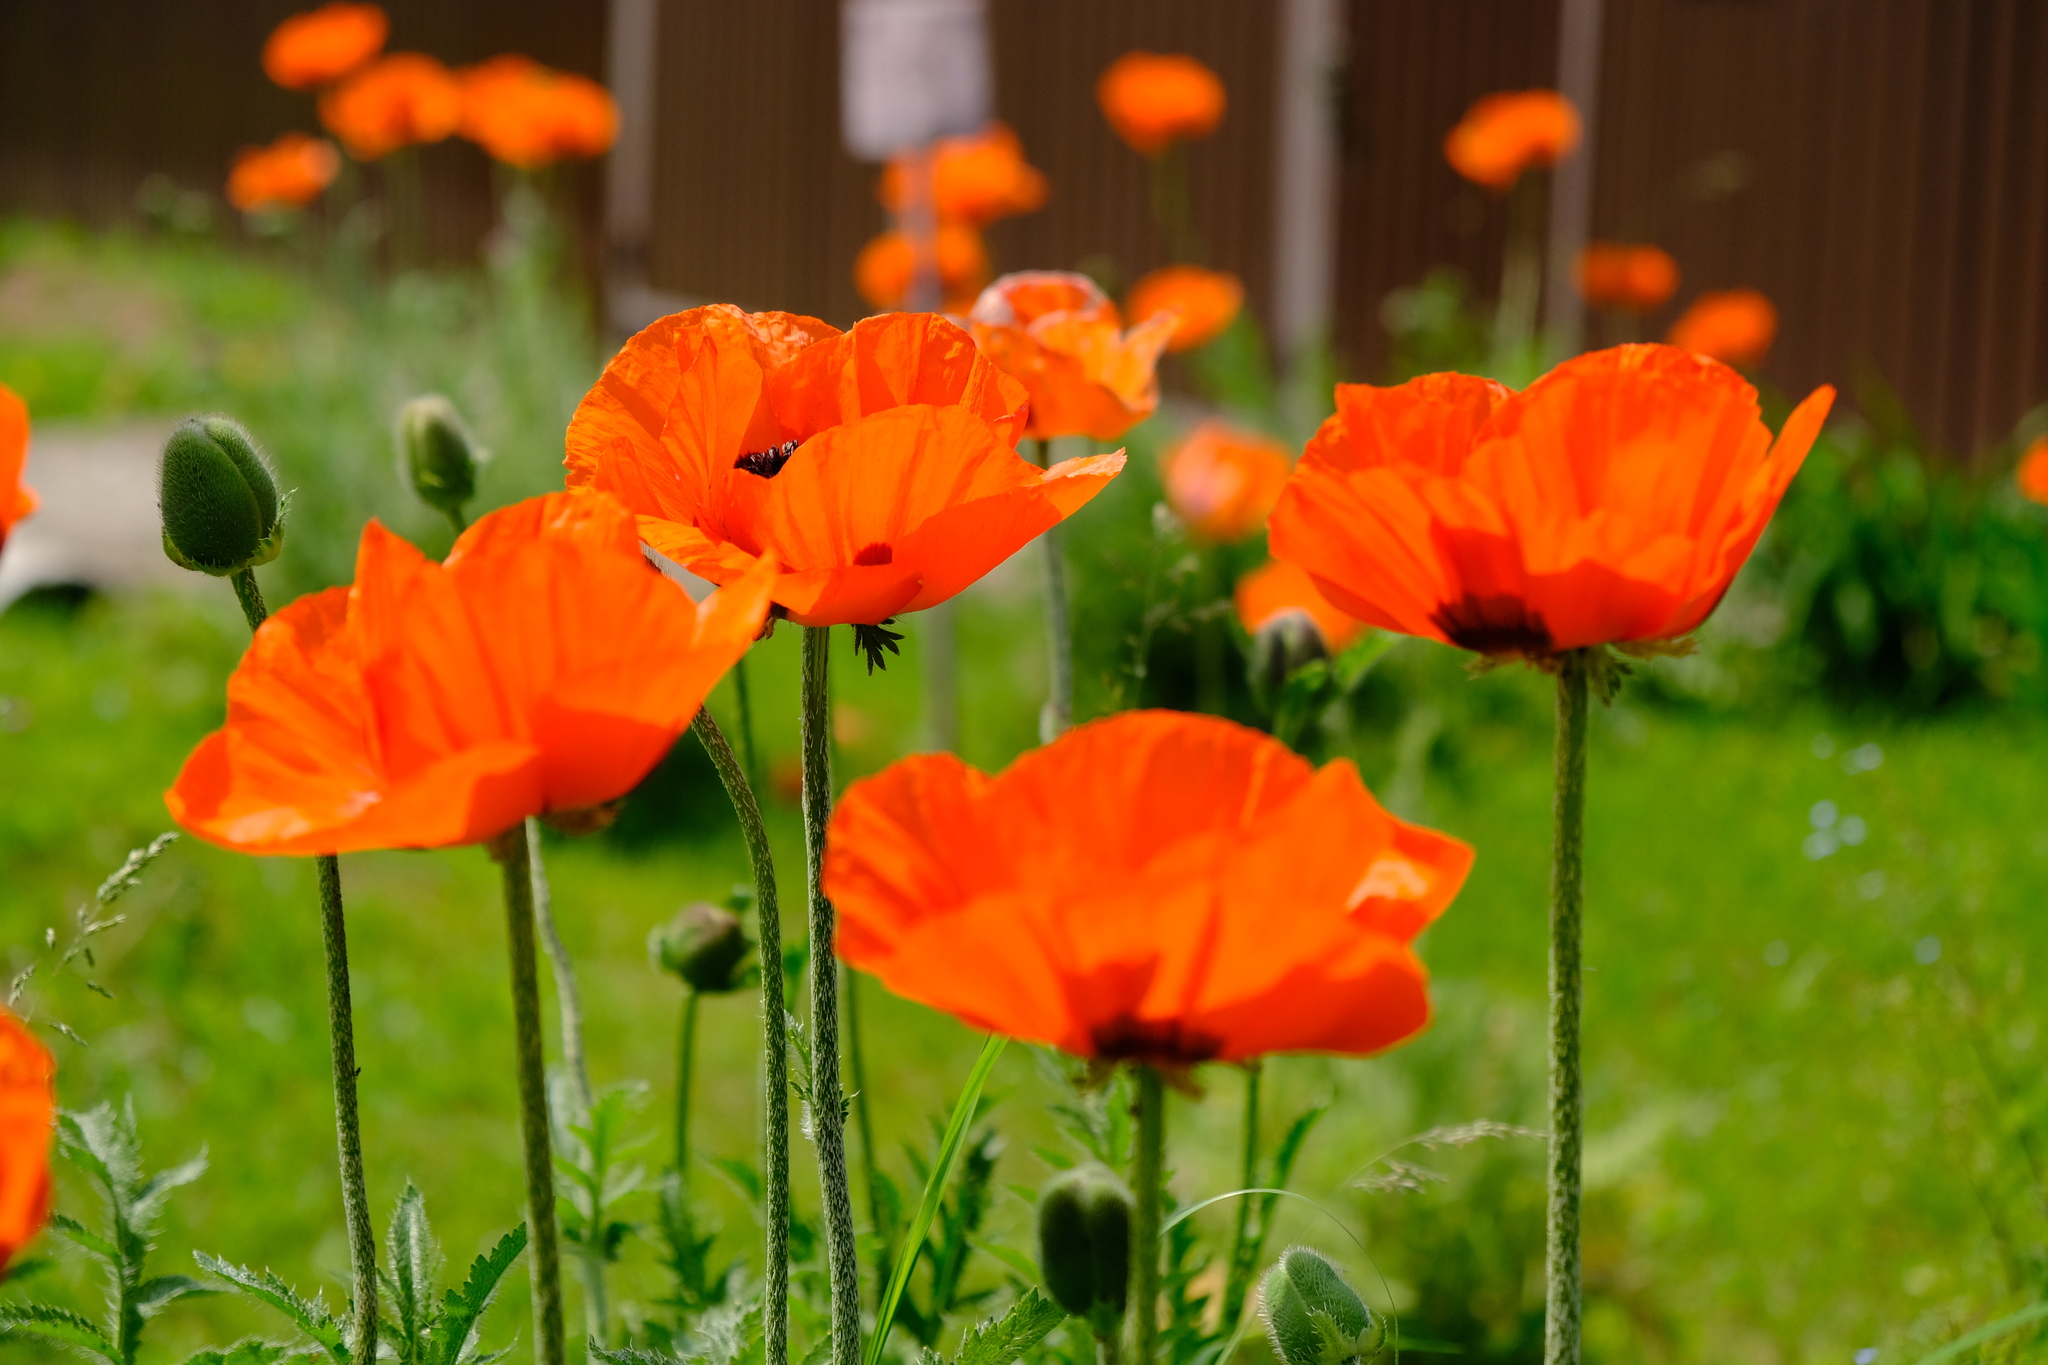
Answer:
[1259, 1247, 1382, 1365]
[398, 394, 483, 523]
[1250, 608, 1330, 706]
[650, 902, 751, 994]
[1037, 1164, 1132, 1334]
[159, 416, 284, 575]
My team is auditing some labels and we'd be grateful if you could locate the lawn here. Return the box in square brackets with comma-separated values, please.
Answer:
[2, 222, 2045, 1365]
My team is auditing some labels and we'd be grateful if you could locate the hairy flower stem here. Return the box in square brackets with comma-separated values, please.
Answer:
[1033, 438, 1073, 741]
[691, 709, 789, 1365]
[528, 819, 593, 1115]
[676, 989, 700, 1174]
[491, 827, 566, 1365]
[1545, 650, 1590, 1365]
[230, 569, 377, 1363]
[733, 656, 764, 795]
[801, 625, 861, 1365]
[1132, 1065, 1165, 1365]
[1222, 1060, 1261, 1324]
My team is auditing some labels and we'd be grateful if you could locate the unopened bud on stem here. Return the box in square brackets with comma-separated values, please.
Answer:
[397, 394, 484, 531]
[1260, 1247, 1381, 1365]
[159, 416, 284, 576]
[1038, 1163, 1132, 1339]
[1250, 609, 1329, 707]
[650, 902, 751, 993]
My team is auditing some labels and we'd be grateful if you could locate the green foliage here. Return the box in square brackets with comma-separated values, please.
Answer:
[0, 1102, 210, 1365]
[1221, 1102, 1328, 1325]
[192, 1256, 348, 1365]
[1258, 1248, 1379, 1365]
[915, 1290, 1066, 1365]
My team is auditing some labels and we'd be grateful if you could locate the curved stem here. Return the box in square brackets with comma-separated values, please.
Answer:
[677, 989, 700, 1176]
[492, 828, 566, 1365]
[230, 571, 376, 1362]
[1131, 1066, 1164, 1365]
[801, 625, 861, 1365]
[1222, 1060, 1261, 1324]
[1033, 439, 1073, 742]
[1544, 650, 1589, 1365]
[733, 656, 764, 795]
[691, 708, 789, 1365]
[528, 819, 592, 1116]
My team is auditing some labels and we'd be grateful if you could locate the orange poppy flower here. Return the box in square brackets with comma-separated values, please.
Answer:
[0, 1005, 55, 1276]
[226, 132, 342, 212]
[853, 224, 991, 314]
[1097, 52, 1226, 157]
[1666, 289, 1778, 369]
[565, 306, 1123, 628]
[262, 2, 387, 91]
[1444, 90, 1581, 192]
[879, 123, 1048, 228]
[318, 53, 462, 160]
[1161, 421, 1291, 544]
[967, 272, 1175, 442]
[1268, 344, 1834, 657]
[166, 493, 772, 856]
[825, 710, 1472, 1064]
[458, 55, 619, 169]
[1, 383, 37, 551]
[1235, 560, 1365, 654]
[2017, 436, 2048, 507]
[1126, 265, 1243, 353]
[1575, 242, 1680, 314]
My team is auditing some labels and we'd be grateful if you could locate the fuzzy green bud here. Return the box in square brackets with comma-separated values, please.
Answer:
[1037, 1164, 1132, 1336]
[1259, 1247, 1382, 1365]
[650, 902, 751, 993]
[158, 416, 284, 575]
[397, 394, 484, 526]
[1250, 609, 1329, 707]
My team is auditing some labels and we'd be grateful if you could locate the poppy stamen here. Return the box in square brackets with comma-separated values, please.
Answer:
[735, 439, 801, 479]
[851, 619, 905, 674]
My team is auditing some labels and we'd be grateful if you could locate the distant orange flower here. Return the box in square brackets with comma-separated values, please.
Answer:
[0, 1005, 55, 1276]
[880, 124, 1047, 228]
[167, 493, 771, 856]
[0, 384, 37, 551]
[1235, 560, 1364, 654]
[1268, 345, 1834, 657]
[319, 53, 462, 160]
[262, 3, 387, 90]
[564, 306, 1123, 628]
[853, 225, 990, 314]
[226, 133, 341, 212]
[1666, 289, 1778, 369]
[1126, 265, 1243, 353]
[826, 710, 1471, 1064]
[1444, 90, 1581, 192]
[1161, 421, 1290, 544]
[458, 55, 619, 168]
[2017, 436, 2048, 507]
[1575, 242, 1679, 314]
[1097, 52, 1226, 157]
[967, 272, 1175, 442]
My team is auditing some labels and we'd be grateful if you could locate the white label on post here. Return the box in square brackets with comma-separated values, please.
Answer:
[841, 0, 992, 160]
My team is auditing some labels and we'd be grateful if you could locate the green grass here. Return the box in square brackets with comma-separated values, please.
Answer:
[1, 220, 2044, 1365]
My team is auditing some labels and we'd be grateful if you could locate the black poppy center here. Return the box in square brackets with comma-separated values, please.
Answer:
[853, 541, 894, 566]
[735, 439, 800, 478]
[1430, 593, 1555, 656]
[1088, 1016, 1224, 1066]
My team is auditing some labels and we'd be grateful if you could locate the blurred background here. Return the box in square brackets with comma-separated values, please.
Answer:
[2, 3, 2047, 1364]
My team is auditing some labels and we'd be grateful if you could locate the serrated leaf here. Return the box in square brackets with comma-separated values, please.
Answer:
[132, 1150, 209, 1231]
[0, 1301, 121, 1362]
[179, 1339, 314, 1365]
[590, 1349, 683, 1365]
[434, 1223, 526, 1365]
[195, 1253, 349, 1365]
[952, 1290, 1067, 1365]
[48, 1211, 119, 1264]
[797, 1336, 832, 1365]
[134, 1274, 213, 1318]
[385, 1181, 441, 1360]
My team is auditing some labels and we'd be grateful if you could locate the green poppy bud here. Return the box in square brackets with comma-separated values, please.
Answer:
[1259, 1247, 1382, 1365]
[649, 902, 751, 993]
[397, 394, 484, 525]
[159, 416, 285, 575]
[1037, 1163, 1132, 1335]
[1250, 609, 1329, 706]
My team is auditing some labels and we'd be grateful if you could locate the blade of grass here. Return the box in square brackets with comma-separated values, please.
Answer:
[1906, 1301, 2048, 1365]
[862, 1035, 1007, 1365]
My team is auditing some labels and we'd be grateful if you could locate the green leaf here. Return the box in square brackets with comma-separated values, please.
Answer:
[47, 1211, 119, 1265]
[966, 1235, 1040, 1284]
[0, 1301, 121, 1362]
[797, 1336, 832, 1365]
[1906, 1301, 2048, 1365]
[195, 1254, 348, 1365]
[590, 1350, 682, 1365]
[952, 1290, 1067, 1365]
[384, 1182, 442, 1362]
[708, 1156, 762, 1204]
[1330, 631, 1398, 691]
[131, 1151, 209, 1233]
[178, 1341, 315, 1365]
[864, 1035, 1008, 1365]
[433, 1223, 526, 1365]
[133, 1275, 213, 1318]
